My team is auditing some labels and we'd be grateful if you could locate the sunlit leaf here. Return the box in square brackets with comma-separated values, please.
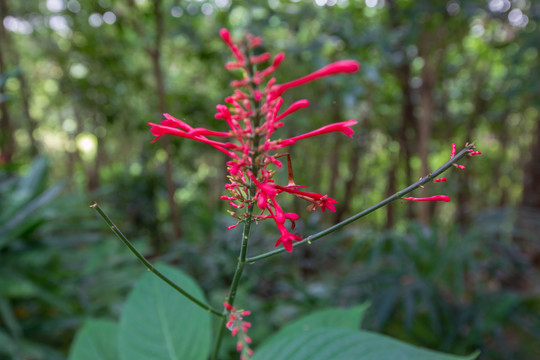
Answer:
[118, 264, 211, 360]
[68, 319, 118, 360]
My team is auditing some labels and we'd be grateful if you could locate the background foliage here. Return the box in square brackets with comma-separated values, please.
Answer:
[1, 0, 539, 359]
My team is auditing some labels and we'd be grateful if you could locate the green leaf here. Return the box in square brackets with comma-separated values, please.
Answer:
[68, 319, 118, 360]
[284, 304, 369, 332]
[118, 264, 211, 360]
[0, 182, 64, 249]
[255, 304, 369, 356]
[253, 328, 479, 360]
[0, 328, 17, 357]
[0, 293, 22, 338]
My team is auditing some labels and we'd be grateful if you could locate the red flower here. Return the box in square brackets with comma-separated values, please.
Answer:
[403, 195, 451, 202]
[275, 228, 302, 253]
[275, 185, 338, 212]
[271, 60, 360, 97]
[275, 99, 310, 122]
[224, 302, 253, 358]
[277, 120, 358, 147]
[149, 29, 360, 252]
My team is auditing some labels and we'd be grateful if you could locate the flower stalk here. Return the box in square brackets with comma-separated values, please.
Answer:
[93, 27, 482, 360]
[90, 202, 223, 317]
[246, 144, 475, 263]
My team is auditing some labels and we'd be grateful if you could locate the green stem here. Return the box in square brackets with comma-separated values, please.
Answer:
[90, 202, 223, 317]
[247, 144, 475, 263]
[210, 211, 254, 360]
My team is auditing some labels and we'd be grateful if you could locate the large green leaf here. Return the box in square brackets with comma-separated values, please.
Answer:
[255, 304, 368, 356]
[118, 264, 211, 360]
[253, 328, 479, 360]
[286, 304, 369, 331]
[68, 319, 118, 360]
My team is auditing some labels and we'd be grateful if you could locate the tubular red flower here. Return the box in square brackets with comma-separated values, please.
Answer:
[307, 195, 337, 212]
[434, 178, 447, 183]
[189, 128, 231, 137]
[221, 196, 237, 201]
[271, 60, 360, 97]
[403, 195, 451, 202]
[248, 34, 262, 48]
[275, 185, 338, 212]
[163, 113, 193, 131]
[278, 120, 358, 147]
[254, 212, 299, 221]
[148, 122, 239, 158]
[255, 53, 285, 79]
[272, 53, 285, 68]
[275, 227, 302, 252]
[225, 62, 244, 70]
[219, 28, 245, 63]
[219, 28, 232, 44]
[276, 99, 310, 122]
[227, 223, 240, 230]
[250, 53, 271, 64]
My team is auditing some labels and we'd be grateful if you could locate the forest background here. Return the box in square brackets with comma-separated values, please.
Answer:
[1, 0, 540, 359]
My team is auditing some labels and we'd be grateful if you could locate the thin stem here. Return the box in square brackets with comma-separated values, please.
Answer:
[90, 202, 223, 317]
[247, 144, 475, 263]
[210, 210, 254, 360]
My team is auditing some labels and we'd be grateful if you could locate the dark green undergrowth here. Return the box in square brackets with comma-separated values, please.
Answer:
[1, 158, 539, 359]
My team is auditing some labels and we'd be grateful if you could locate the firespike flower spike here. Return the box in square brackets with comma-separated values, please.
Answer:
[148, 28, 361, 253]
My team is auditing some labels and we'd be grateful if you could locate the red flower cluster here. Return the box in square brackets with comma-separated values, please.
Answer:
[148, 29, 360, 252]
[402, 143, 481, 203]
[224, 302, 253, 360]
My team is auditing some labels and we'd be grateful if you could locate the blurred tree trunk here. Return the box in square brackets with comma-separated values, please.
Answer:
[335, 140, 361, 223]
[397, 62, 416, 222]
[335, 97, 369, 223]
[72, 109, 93, 190]
[328, 95, 343, 199]
[516, 112, 540, 273]
[87, 114, 108, 192]
[521, 115, 540, 209]
[0, 0, 15, 163]
[385, 152, 398, 229]
[0, 0, 39, 156]
[150, 0, 182, 243]
[417, 29, 446, 223]
[455, 78, 486, 228]
[66, 110, 82, 190]
[126, 0, 182, 244]
[417, 53, 435, 222]
[87, 114, 101, 191]
[387, 0, 415, 223]
[17, 66, 39, 156]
